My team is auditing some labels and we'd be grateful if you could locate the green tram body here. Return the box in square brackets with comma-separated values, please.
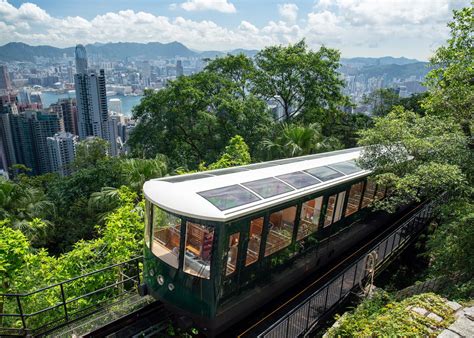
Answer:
[142, 151, 392, 334]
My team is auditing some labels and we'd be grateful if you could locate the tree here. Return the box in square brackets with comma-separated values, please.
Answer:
[253, 40, 346, 121]
[424, 5, 473, 143]
[263, 123, 342, 159]
[74, 137, 110, 169]
[207, 135, 251, 170]
[120, 156, 168, 193]
[205, 53, 255, 98]
[363, 88, 401, 117]
[358, 107, 469, 211]
[129, 68, 273, 169]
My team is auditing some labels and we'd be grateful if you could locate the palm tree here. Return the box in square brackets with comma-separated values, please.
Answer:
[120, 156, 168, 193]
[263, 123, 342, 159]
[88, 187, 121, 222]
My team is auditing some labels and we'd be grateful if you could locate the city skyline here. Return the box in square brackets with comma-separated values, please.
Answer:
[1, 0, 470, 60]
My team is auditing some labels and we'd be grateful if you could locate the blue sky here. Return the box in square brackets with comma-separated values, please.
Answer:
[1, 0, 470, 60]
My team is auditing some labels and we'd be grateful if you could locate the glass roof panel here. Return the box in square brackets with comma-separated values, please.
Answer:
[161, 173, 214, 183]
[242, 177, 294, 198]
[328, 161, 363, 175]
[208, 167, 250, 175]
[305, 166, 344, 181]
[198, 185, 260, 211]
[276, 172, 321, 189]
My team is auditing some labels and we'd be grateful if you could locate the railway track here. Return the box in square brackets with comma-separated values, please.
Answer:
[84, 301, 170, 338]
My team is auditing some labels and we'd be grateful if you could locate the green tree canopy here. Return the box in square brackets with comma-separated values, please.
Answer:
[424, 5, 473, 142]
[74, 137, 110, 169]
[253, 40, 346, 122]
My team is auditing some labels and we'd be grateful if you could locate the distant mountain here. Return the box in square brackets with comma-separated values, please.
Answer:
[0, 42, 259, 62]
[339, 61, 430, 79]
[341, 56, 422, 67]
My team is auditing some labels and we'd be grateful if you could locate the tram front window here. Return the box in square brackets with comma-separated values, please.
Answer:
[184, 222, 214, 279]
[265, 206, 296, 257]
[152, 206, 181, 268]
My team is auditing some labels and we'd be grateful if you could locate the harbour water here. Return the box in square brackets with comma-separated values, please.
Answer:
[40, 91, 143, 117]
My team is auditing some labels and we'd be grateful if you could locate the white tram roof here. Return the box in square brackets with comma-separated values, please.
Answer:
[143, 147, 369, 222]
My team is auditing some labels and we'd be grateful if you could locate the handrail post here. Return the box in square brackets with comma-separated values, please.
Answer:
[135, 258, 141, 286]
[16, 295, 26, 331]
[60, 283, 69, 322]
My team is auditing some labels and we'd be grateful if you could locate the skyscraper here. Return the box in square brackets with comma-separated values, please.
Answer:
[50, 98, 78, 135]
[0, 104, 18, 173]
[75, 44, 88, 75]
[0, 65, 11, 91]
[9, 110, 61, 175]
[47, 132, 78, 176]
[74, 45, 109, 141]
[176, 60, 184, 77]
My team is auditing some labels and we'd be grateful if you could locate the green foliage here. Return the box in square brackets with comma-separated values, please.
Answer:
[358, 107, 469, 210]
[327, 293, 455, 337]
[424, 5, 473, 141]
[207, 135, 251, 170]
[263, 123, 342, 159]
[0, 221, 30, 291]
[129, 70, 273, 169]
[426, 199, 474, 298]
[74, 137, 110, 169]
[253, 40, 346, 122]
[120, 155, 168, 193]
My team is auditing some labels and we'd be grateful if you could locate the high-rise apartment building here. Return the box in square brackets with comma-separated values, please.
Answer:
[0, 65, 12, 91]
[74, 45, 109, 141]
[0, 104, 18, 173]
[50, 98, 78, 135]
[9, 110, 61, 175]
[47, 132, 78, 176]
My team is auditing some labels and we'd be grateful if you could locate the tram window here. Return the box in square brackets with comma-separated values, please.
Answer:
[361, 180, 377, 208]
[324, 194, 337, 227]
[183, 222, 214, 279]
[333, 191, 346, 223]
[245, 217, 263, 266]
[265, 206, 297, 257]
[297, 197, 323, 240]
[375, 185, 386, 200]
[152, 206, 181, 268]
[144, 200, 151, 247]
[345, 182, 364, 217]
[226, 233, 240, 276]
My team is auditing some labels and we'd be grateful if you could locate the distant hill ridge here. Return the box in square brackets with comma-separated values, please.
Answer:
[0, 42, 421, 65]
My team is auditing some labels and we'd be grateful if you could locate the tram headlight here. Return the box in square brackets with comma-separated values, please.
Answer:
[168, 283, 175, 291]
[157, 275, 164, 285]
[149, 269, 154, 277]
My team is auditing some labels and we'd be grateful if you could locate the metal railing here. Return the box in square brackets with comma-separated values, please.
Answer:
[258, 201, 436, 338]
[0, 256, 142, 336]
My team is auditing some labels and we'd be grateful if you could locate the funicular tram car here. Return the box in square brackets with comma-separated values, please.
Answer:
[142, 147, 392, 335]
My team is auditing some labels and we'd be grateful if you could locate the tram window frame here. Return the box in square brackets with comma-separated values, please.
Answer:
[345, 182, 364, 217]
[324, 194, 337, 227]
[151, 205, 181, 269]
[333, 191, 347, 223]
[226, 233, 240, 276]
[245, 217, 264, 267]
[264, 205, 297, 257]
[361, 180, 377, 208]
[183, 221, 215, 279]
[144, 200, 152, 247]
[297, 196, 323, 240]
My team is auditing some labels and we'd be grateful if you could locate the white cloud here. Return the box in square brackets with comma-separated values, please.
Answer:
[179, 0, 236, 13]
[0, 0, 470, 59]
[278, 3, 298, 23]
